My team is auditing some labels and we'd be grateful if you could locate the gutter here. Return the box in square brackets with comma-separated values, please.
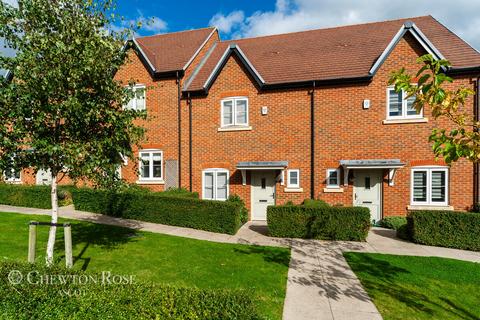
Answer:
[475, 77, 480, 206]
[188, 93, 193, 192]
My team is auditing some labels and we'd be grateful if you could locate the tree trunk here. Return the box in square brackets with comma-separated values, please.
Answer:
[45, 174, 58, 266]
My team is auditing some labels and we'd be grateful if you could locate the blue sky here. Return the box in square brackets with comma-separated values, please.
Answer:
[114, 0, 480, 52]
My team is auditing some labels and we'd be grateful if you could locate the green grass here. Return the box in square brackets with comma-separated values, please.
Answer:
[344, 252, 480, 320]
[0, 212, 290, 319]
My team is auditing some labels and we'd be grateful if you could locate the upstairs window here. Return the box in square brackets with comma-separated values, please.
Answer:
[326, 169, 340, 188]
[139, 150, 163, 181]
[125, 85, 146, 111]
[203, 169, 229, 201]
[387, 87, 421, 119]
[221, 97, 248, 127]
[4, 167, 21, 183]
[411, 167, 448, 206]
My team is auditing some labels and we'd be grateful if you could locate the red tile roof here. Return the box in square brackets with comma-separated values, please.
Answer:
[184, 16, 480, 92]
[135, 27, 216, 73]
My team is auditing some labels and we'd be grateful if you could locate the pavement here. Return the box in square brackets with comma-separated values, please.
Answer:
[1, 204, 479, 320]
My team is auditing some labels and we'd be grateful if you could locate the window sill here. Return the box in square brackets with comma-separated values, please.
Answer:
[284, 187, 303, 193]
[136, 179, 165, 185]
[407, 205, 453, 211]
[5, 181, 22, 184]
[218, 126, 252, 132]
[323, 187, 344, 193]
[383, 118, 428, 125]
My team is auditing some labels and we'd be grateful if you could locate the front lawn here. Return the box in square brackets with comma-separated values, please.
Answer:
[0, 212, 290, 319]
[344, 252, 480, 320]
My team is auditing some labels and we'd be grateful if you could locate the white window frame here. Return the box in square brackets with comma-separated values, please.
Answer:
[220, 97, 249, 127]
[138, 149, 163, 181]
[410, 166, 448, 206]
[287, 169, 300, 188]
[4, 168, 21, 183]
[386, 86, 422, 120]
[202, 168, 229, 201]
[124, 85, 146, 111]
[326, 169, 340, 188]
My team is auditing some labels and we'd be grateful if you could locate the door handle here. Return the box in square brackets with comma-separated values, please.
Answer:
[363, 201, 372, 204]
[259, 200, 268, 203]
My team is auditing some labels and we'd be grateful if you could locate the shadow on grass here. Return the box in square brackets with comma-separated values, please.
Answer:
[233, 246, 290, 267]
[51, 221, 141, 270]
[345, 253, 480, 320]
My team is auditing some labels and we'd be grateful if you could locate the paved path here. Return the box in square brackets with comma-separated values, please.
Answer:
[1, 204, 479, 320]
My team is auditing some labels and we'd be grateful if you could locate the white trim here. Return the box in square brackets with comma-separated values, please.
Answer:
[369, 22, 444, 75]
[182, 28, 217, 71]
[287, 169, 300, 188]
[220, 97, 249, 128]
[407, 205, 454, 211]
[386, 86, 423, 120]
[323, 187, 344, 193]
[326, 168, 341, 188]
[218, 126, 252, 132]
[284, 187, 303, 193]
[410, 166, 449, 206]
[383, 118, 428, 125]
[132, 38, 156, 72]
[202, 168, 229, 201]
[138, 149, 163, 181]
[136, 179, 165, 185]
[202, 44, 265, 90]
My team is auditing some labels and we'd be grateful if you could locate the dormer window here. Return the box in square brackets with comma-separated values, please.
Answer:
[221, 97, 248, 127]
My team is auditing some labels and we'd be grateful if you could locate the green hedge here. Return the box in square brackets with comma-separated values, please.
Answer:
[303, 199, 330, 208]
[0, 262, 259, 320]
[0, 184, 75, 209]
[379, 216, 407, 230]
[71, 188, 244, 234]
[408, 210, 480, 251]
[267, 205, 371, 240]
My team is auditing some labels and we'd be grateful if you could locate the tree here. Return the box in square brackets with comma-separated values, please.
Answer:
[389, 54, 478, 164]
[0, 0, 145, 266]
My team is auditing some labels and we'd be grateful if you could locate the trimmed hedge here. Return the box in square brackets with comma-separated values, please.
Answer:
[379, 216, 407, 230]
[303, 199, 330, 208]
[267, 205, 371, 241]
[0, 184, 75, 209]
[71, 188, 244, 234]
[0, 262, 259, 320]
[408, 210, 480, 251]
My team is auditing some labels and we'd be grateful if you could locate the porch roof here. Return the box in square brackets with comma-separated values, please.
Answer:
[339, 159, 405, 169]
[236, 161, 288, 170]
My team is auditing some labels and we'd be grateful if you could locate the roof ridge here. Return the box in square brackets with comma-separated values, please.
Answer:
[136, 26, 216, 40]
[218, 15, 433, 43]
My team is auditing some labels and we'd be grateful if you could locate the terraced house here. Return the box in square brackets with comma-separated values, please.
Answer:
[12, 15, 480, 222]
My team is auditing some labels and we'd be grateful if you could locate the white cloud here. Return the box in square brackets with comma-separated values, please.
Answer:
[209, 10, 244, 34]
[212, 0, 480, 51]
[122, 15, 168, 34]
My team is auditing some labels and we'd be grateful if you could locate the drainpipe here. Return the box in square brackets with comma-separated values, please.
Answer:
[310, 81, 316, 199]
[474, 77, 480, 207]
[188, 93, 193, 192]
[176, 72, 182, 188]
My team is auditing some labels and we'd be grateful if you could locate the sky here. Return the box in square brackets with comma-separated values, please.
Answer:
[2, 0, 480, 73]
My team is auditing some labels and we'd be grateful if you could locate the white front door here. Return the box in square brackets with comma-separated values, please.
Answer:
[353, 170, 382, 224]
[251, 171, 276, 220]
[36, 169, 52, 185]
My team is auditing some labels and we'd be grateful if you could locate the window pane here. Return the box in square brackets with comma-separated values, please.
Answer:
[135, 89, 145, 110]
[289, 171, 298, 185]
[204, 172, 214, 199]
[152, 153, 162, 178]
[222, 101, 233, 125]
[413, 171, 427, 202]
[236, 99, 248, 124]
[328, 170, 338, 185]
[365, 177, 371, 190]
[140, 153, 150, 178]
[216, 172, 228, 200]
[389, 90, 402, 117]
[431, 171, 446, 202]
[406, 95, 417, 116]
